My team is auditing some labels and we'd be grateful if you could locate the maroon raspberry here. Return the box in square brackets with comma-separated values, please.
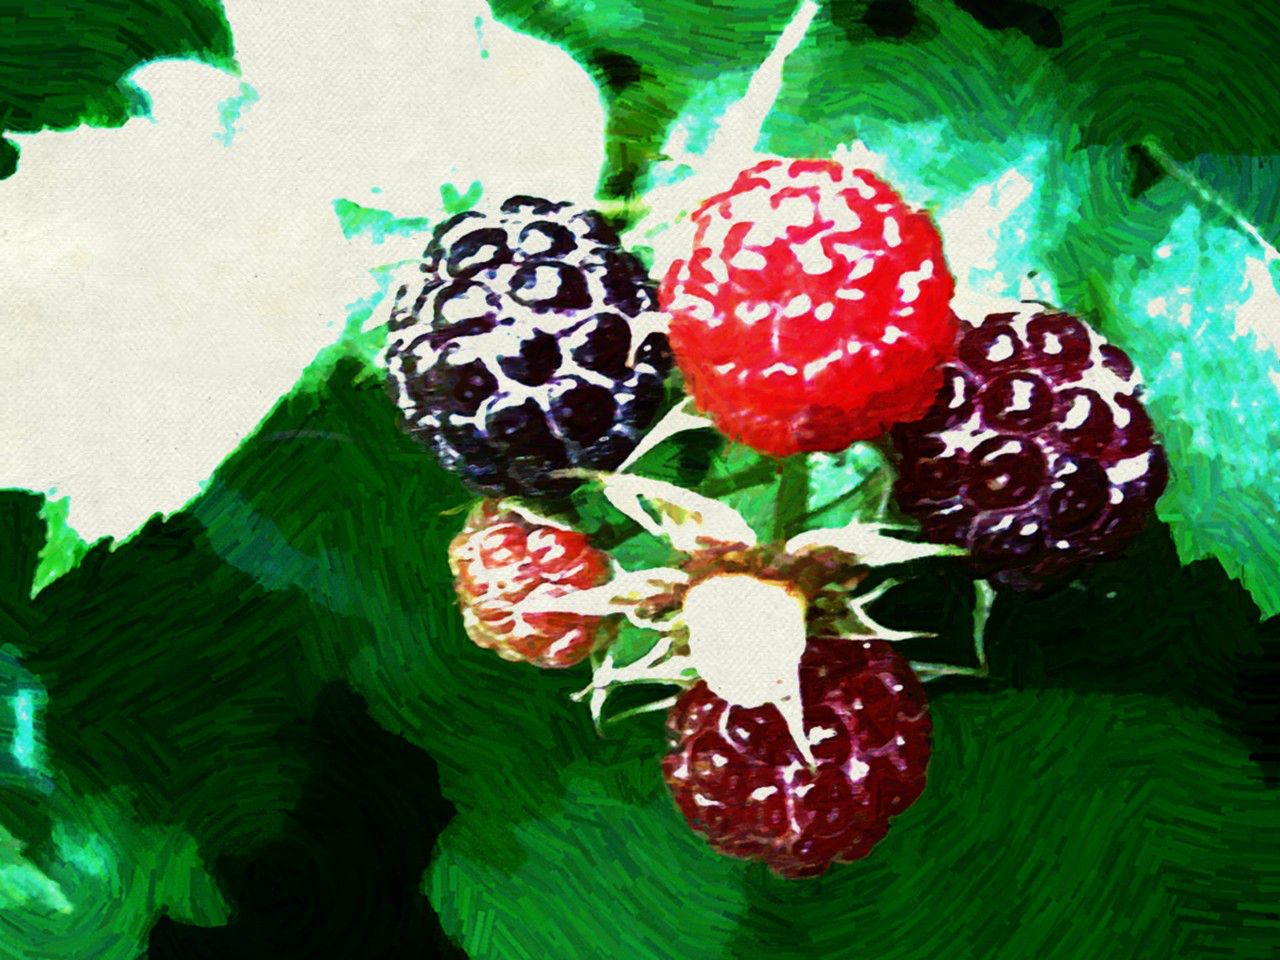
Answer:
[891, 305, 1168, 589]
[662, 637, 931, 878]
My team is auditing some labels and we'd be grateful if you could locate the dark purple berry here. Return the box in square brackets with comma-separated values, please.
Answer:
[510, 262, 592, 312]
[571, 313, 632, 378]
[517, 220, 576, 259]
[445, 227, 511, 276]
[1056, 388, 1115, 455]
[487, 399, 558, 454]
[1047, 458, 1109, 532]
[635, 332, 674, 369]
[386, 197, 674, 499]
[429, 282, 501, 334]
[892, 304, 1167, 588]
[551, 381, 616, 444]
[1099, 343, 1136, 379]
[1025, 312, 1091, 372]
[500, 195, 569, 216]
[971, 512, 1044, 568]
[427, 357, 498, 416]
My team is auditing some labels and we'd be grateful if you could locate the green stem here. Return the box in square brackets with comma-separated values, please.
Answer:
[971, 578, 995, 674]
[866, 433, 898, 465]
[771, 455, 809, 543]
[794, 463, 897, 528]
[699, 458, 782, 499]
[1141, 137, 1278, 254]
[916, 578, 996, 682]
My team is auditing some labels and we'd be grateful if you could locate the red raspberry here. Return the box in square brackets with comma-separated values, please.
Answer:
[660, 158, 958, 457]
[662, 636, 931, 878]
[891, 305, 1169, 589]
[448, 500, 612, 667]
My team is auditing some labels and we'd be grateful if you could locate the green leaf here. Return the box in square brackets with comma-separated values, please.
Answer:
[603, 620, 668, 670]
[621, 414, 723, 490]
[1103, 185, 1280, 615]
[0, 786, 228, 960]
[3, 367, 465, 953]
[728, 689, 1279, 960]
[426, 691, 1280, 959]
[771, 455, 810, 543]
[804, 444, 896, 530]
[698, 444, 779, 541]
[427, 756, 752, 959]
[0, 492, 45, 612]
[331, 198, 432, 244]
[29, 499, 88, 600]
[607, 530, 678, 573]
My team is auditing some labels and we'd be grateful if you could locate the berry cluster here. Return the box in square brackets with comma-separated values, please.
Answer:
[385, 163, 1168, 879]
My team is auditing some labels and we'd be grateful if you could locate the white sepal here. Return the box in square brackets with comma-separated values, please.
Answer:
[599, 473, 758, 552]
[616, 398, 716, 474]
[786, 521, 964, 567]
[573, 636, 697, 730]
[680, 573, 817, 767]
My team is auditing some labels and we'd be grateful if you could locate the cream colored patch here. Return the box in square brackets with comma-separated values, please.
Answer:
[0, 0, 606, 542]
[682, 573, 814, 763]
[682, 574, 806, 708]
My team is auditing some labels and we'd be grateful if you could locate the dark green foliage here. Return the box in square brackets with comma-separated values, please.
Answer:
[1, 1, 1278, 957]
[0, 0, 231, 145]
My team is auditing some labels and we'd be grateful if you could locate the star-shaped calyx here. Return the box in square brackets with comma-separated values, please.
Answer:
[515, 403, 982, 767]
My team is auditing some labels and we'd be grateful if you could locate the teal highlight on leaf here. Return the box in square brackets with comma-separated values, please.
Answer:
[10, 691, 36, 770]
[332, 198, 431, 244]
[1113, 198, 1280, 615]
[0, 840, 72, 914]
[52, 825, 113, 881]
[0, 648, 50, 787]
[214, 81, 259, 147]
